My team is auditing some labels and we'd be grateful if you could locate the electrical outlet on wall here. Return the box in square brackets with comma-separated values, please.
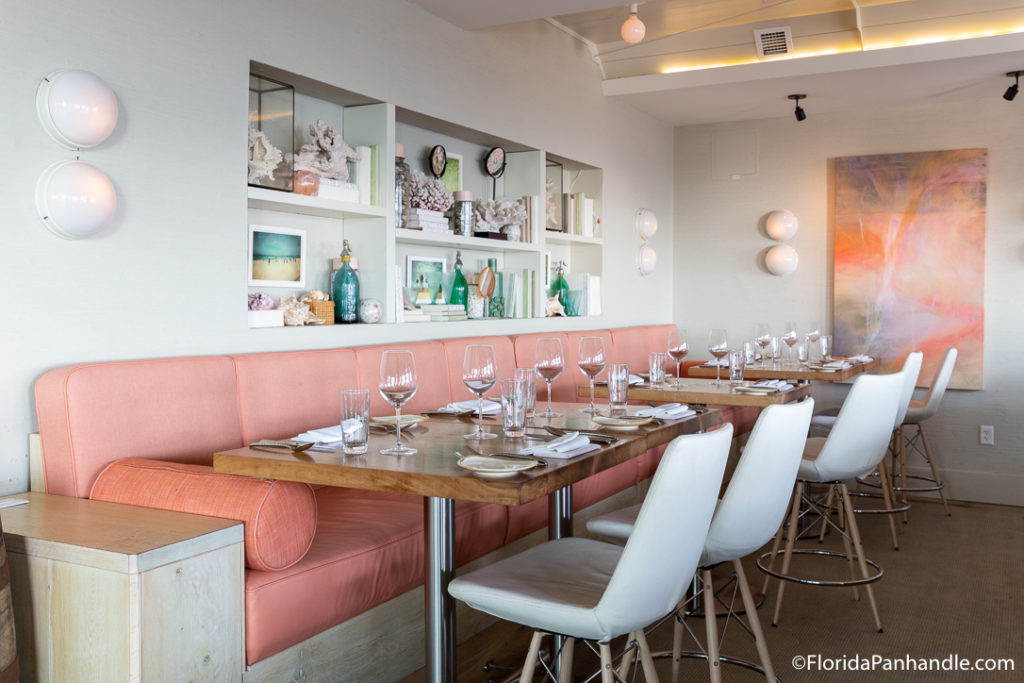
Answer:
[979, 425, 995, 446]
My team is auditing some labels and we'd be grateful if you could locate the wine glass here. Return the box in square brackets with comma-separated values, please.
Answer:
[754, 323, 772, 368]
[707, 328, 729, 387]
[805, 323, 821, 364]
[667, 327, 689, 387]
[535, 337, 564, 418]
[781, 322, 799, 368]
[378, 350, 418, 456]
[577, 336, 606, 415]
[463, 344, 498, 440]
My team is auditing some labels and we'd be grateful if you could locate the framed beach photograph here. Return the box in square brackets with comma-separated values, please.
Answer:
[406, 255, 446, 304]
[248, 224, 306, 288]
[440, 153, 462, 193]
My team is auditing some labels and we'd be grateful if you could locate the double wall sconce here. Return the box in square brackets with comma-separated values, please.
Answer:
[35, 69, 119, 239]
[764, 209, 799, 276]
[635, 208, 658, 276]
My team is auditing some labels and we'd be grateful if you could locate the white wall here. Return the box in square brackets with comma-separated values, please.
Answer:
[0, 0, 674, 494]
[674, 97, 1024, 505]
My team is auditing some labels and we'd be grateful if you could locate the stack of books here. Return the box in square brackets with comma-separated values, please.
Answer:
[403, 208, 451, 233]
[419, 303, 467, 321]
[562, 192, 596, 237]
[400, 307, 431, 322]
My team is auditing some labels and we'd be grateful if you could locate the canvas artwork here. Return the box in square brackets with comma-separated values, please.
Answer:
[832, 148, 986, 390]
[248, 225, 306, 288]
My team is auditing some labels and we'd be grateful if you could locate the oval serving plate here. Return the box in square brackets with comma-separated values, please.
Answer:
[457, 455, 538, 477]
[372, 414, 429, 426]
[592, 415, 653, 431]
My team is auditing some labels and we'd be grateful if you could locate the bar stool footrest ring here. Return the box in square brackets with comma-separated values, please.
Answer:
[756, 549, 883, 586]
[893, 473, 944, 494]
[847, 490, 911, 514]
[649, 649, 782, 682]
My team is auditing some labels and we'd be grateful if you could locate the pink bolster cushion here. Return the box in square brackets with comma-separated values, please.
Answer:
[90, 458, 317, 572]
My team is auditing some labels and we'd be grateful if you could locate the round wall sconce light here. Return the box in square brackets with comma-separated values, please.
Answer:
[35, 160, 117, 239]
[37, 69, 119, 150]
[765, 209, 799, 241]
[765, 244, 799, 276]
[635, 208, 658, 241]
[637, 244, 657, 276]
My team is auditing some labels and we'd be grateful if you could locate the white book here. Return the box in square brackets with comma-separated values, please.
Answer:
[582, 198, 595, 237]
[588, 275, 601, 316]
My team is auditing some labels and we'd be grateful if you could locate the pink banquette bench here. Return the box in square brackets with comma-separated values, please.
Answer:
[33, 325, 759, 676]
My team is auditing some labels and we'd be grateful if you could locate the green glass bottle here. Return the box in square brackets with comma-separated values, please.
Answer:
[549, 260, 570, 311]
[449, 251, 468, 309]
[333, 239, 360, 324]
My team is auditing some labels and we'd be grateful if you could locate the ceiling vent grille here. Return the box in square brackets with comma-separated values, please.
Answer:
[754, 26, 793, 58]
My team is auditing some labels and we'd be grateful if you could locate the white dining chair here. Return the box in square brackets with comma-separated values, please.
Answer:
[758, 369, 905, 633]
[448, 424, 733, 683]
[587, 399, 814, 683]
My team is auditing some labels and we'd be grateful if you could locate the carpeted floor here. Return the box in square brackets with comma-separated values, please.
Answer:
[430, 498, 1024, 682]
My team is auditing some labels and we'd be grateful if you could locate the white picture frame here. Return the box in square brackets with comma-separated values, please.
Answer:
[248, 224, 306, 288]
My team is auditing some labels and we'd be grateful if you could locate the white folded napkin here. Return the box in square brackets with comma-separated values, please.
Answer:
[636, 403, 696, 420]
[702, 358, 728, 367]
[848, 354, 873, 363]
[442, 399, 501, 414]
[629, 374, 644, 385]
[753, 379, 794, 391]
[519, 431, 601, 459]
[823, 360, 853, 369]
[296, 420, 363, 445]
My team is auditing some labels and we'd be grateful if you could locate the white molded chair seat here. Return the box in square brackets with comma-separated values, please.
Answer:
[450, 425, 733, 682]
[587, 400, 816, 682]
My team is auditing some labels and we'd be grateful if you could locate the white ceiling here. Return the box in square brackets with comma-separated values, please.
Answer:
[407, 0, 1024, 125]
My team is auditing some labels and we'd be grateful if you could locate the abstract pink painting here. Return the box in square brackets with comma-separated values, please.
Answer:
[832, 149, 985, 390]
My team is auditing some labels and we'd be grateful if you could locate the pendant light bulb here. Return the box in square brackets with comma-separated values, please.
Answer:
[621, 4, 646, 44]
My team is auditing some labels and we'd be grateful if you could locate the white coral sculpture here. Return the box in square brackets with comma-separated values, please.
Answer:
[473, 199, 527, 233]
[248, 123, 283, 184]
[293, 120, 360, 182]
[406, 171, 453, 212]
[545, 178, 561, 231]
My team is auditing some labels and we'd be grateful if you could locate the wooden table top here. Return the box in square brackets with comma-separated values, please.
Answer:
[688, 357, 880, 383]
[213, 403, 721, 507]
[585, 378, 811, 408]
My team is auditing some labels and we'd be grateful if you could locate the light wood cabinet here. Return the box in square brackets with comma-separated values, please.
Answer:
[1, 493, 244, 682]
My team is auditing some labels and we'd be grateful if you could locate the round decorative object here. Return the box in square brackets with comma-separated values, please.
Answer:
[357, 298, 383, 324]
[293, 170, 320, 196]
[477, 266, 496, 297]
[429, 145, 447, 178]
[765, 244, 799, 275]
[484, 147, 506, 179]
[637, 244, 657, 276]
[35, 160, 117, 239]
[766, 209, 799, 242]
[37, 69, 119, 150]
[635, 208, 658, 241]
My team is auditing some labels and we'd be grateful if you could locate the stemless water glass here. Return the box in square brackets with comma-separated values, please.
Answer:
[499, 377, 526, 438]
[378, 350, 418, 456]
[707, 328, 729, 387]
[648, 351, 667, 387]
[781, 321, 799, 368]
[806, 323, 821, 363]
[463, 344, 498, 440]
[754, 323, 772, 368]
[514, 367, 537, 419]
[535, 337, 564, 418]
[667, 327, 689, 387]
[340, 388, 370, 455]
[607, 363, 629, 414]
[577, 336, 606, 415]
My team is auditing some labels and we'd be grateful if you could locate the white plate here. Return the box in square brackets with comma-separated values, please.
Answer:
[592, 415, 653, 430]
[457, 455, 538, 477]
[733, 385, 777, 395]
[372, 414, 428, 426]
[806, 365, 841, 373]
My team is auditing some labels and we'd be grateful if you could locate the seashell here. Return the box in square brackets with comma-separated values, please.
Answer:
[248, 292, 274, 311]
[477, 266, 495, 297]
[300, 289, 328, 302]
[248, 124, 283, 184]
[545, 296, 566, 317]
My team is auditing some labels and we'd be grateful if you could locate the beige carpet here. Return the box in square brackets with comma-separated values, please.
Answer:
[417, 499, 1024, 682]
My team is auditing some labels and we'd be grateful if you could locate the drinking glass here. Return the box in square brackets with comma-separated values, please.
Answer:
[796, 340, 809, 365]
[340, 389, 370, 455]
[728, 350, 745, 385]
[514, 367, 537, 419]
[806, 323, 821, 363]
[378, 350, 418, 456]
[577, 336, 606, 415]
[499, 377, 526, 438]
[667, 327, 689, 387]
[781, 322, 799, 368]
[820, 335, 833, 362]
[769, 336, 782, 368]
[535, 337, 564, 418]
[648, 351, 666, 387]
[754, 323, 772, 368]
[463, 344, 498, 440]
[607, 363, 629, 414]
[707, 328, 729, 387]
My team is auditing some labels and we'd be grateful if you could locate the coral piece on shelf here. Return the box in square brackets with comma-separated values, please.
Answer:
[545, 178, 561, 231]
[278, 295, 323, 326]
[293, 120, 360, 182]
[293, 170, 320, 196]
[248, 124, 283, 184]
[248, 292, 274, 311]
[406, 171, 453, 212]
[473, 199, 527, 236]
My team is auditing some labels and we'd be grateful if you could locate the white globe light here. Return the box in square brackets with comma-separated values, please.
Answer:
[35, 161, 117, 239]
[635, 208, 658, 241]
[637, 244, 657, 275]
[765, 244, 799, 276]
[37, 69, 119, 149]
[765, 209, 799, 242]
[621, 12, 646, 43]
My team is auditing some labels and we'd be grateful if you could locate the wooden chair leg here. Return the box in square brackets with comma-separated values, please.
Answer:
[772, 482, 803, 626]
[899, 426, 911, 523]
[635, 629, 660, 682]
[835, 484, 859, 601]
[557, 637, 576, 683]
[521, 631, 544, 683]
[734, 559, 775, 682]
[919, 425, 951, 516]
[600, 643, 615, 683]
[817, 486, 836, 543]
[877, 458, 900, 550]
[761, 522, 785, 595]
[702, 569, 722, 683]
[619, 634, 635, 681]
[839, 484, 884, 632]
[671, 608, 683, 683]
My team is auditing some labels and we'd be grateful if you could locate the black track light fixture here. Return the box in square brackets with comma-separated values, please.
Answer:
[1004, 71, 1023, 101]
[789, 94, 807, 122]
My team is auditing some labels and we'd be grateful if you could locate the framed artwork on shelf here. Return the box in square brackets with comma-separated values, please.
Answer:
[248, 224, 306, 288]
[440, 153, 462, 193]
[406, 255, 446, 304]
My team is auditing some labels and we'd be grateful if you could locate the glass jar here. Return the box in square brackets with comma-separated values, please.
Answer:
[395, 143, 410, 229]
[451, 190, 474, 236]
